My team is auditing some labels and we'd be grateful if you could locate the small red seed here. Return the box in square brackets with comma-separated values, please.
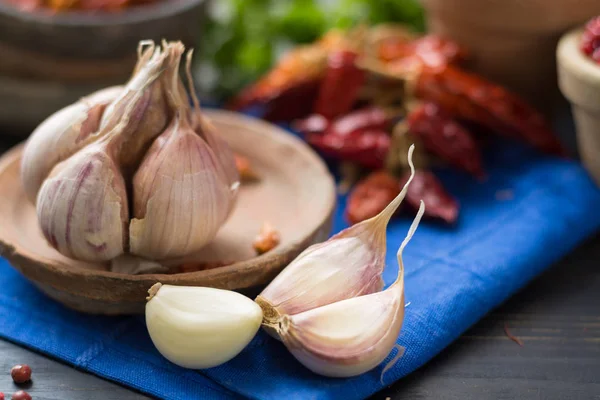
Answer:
[10, 365, 32, 384]
[11, 391, 31, 400]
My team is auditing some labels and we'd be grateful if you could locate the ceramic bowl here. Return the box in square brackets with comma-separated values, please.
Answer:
[0, 110, 337, 315]
[557, 27, 600, 186]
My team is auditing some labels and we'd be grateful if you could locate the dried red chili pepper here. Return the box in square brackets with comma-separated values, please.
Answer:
[291, 114, 330, 136]
[307, 129, 390, 169]
[314, 50, 366, 119]
[230, 77, 321, 122]
[346, 171, 400, 224]
[407, 102, 486, 178]
[227, 47, 327, 121]
[303, 107, 396, 169]
[378, 34, 469, 67]
[260, 79, 322, 122]
[415, 65, 566, 156]
[346, 170, 459, 225]
[401, 169, 459, 224]
[328, 107, 394, 136]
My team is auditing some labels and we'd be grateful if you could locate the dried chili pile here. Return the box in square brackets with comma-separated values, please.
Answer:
[228, 25, 565, 226]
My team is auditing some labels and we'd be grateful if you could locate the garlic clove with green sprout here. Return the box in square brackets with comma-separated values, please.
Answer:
[256, 145, 419, 327]
[276, 203, 423, 377]
[129, 46, 236, 260]
[145, 283, 263, 369]
[21, 85, 123, 203]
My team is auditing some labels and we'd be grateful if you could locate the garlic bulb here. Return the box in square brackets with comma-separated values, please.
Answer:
[22, 41, 239, 264]
[145, 283, 263, 369]
[256, 145, 424, 377]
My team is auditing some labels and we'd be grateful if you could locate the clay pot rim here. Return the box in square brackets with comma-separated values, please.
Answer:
[0, 0, 204, 27]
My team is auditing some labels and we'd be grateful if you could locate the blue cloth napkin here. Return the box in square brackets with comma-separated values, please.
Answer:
[1, 132, 600, 399]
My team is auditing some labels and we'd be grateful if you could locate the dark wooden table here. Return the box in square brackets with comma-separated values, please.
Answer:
[1, 131, 599, 400]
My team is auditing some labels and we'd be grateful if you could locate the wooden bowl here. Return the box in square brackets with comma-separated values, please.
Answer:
[557, 27, 600, 186]
[0, 110, 337, 315]
[0, 0, 206, 131]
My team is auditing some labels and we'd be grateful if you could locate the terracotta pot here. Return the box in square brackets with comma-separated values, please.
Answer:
[0, 0, 206, 131]
[421, 0, 600, 114]
[557, 27, 600, 186]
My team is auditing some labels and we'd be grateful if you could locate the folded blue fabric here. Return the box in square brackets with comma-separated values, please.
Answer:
[1, 130, 599, 399]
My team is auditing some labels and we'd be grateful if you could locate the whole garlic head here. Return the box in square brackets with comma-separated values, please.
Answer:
[21, 41, 239, 264]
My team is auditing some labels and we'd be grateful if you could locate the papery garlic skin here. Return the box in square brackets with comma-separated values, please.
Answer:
[183, 50, 240, 198]
[21, 86, 123, 203]
[36, 146, 129, 261]
[257, 235, 385, 322]
[145, 283, 263, 369]
[281, 285, 405, 377]
[195, 114, 240, 204]
[99, 44, 170, 169]
[130, 115, 233, 260]
[256, 145, 424, 378]
[277, 201, 424, 378]
[257, 145, 418, 325]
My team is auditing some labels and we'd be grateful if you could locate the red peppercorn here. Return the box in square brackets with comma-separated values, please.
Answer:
[581, 16, 600, 63]
[11, 392, 31, 400]
[10, 365, 32, 384]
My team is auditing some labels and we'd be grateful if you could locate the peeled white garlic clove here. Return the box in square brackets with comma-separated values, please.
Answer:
[36, 145, 129, 261]
[256, 145, 419, 326]
[277, 203, 423, 377]
[21, 85, 123, 203]
[145, 283, 263, 369]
